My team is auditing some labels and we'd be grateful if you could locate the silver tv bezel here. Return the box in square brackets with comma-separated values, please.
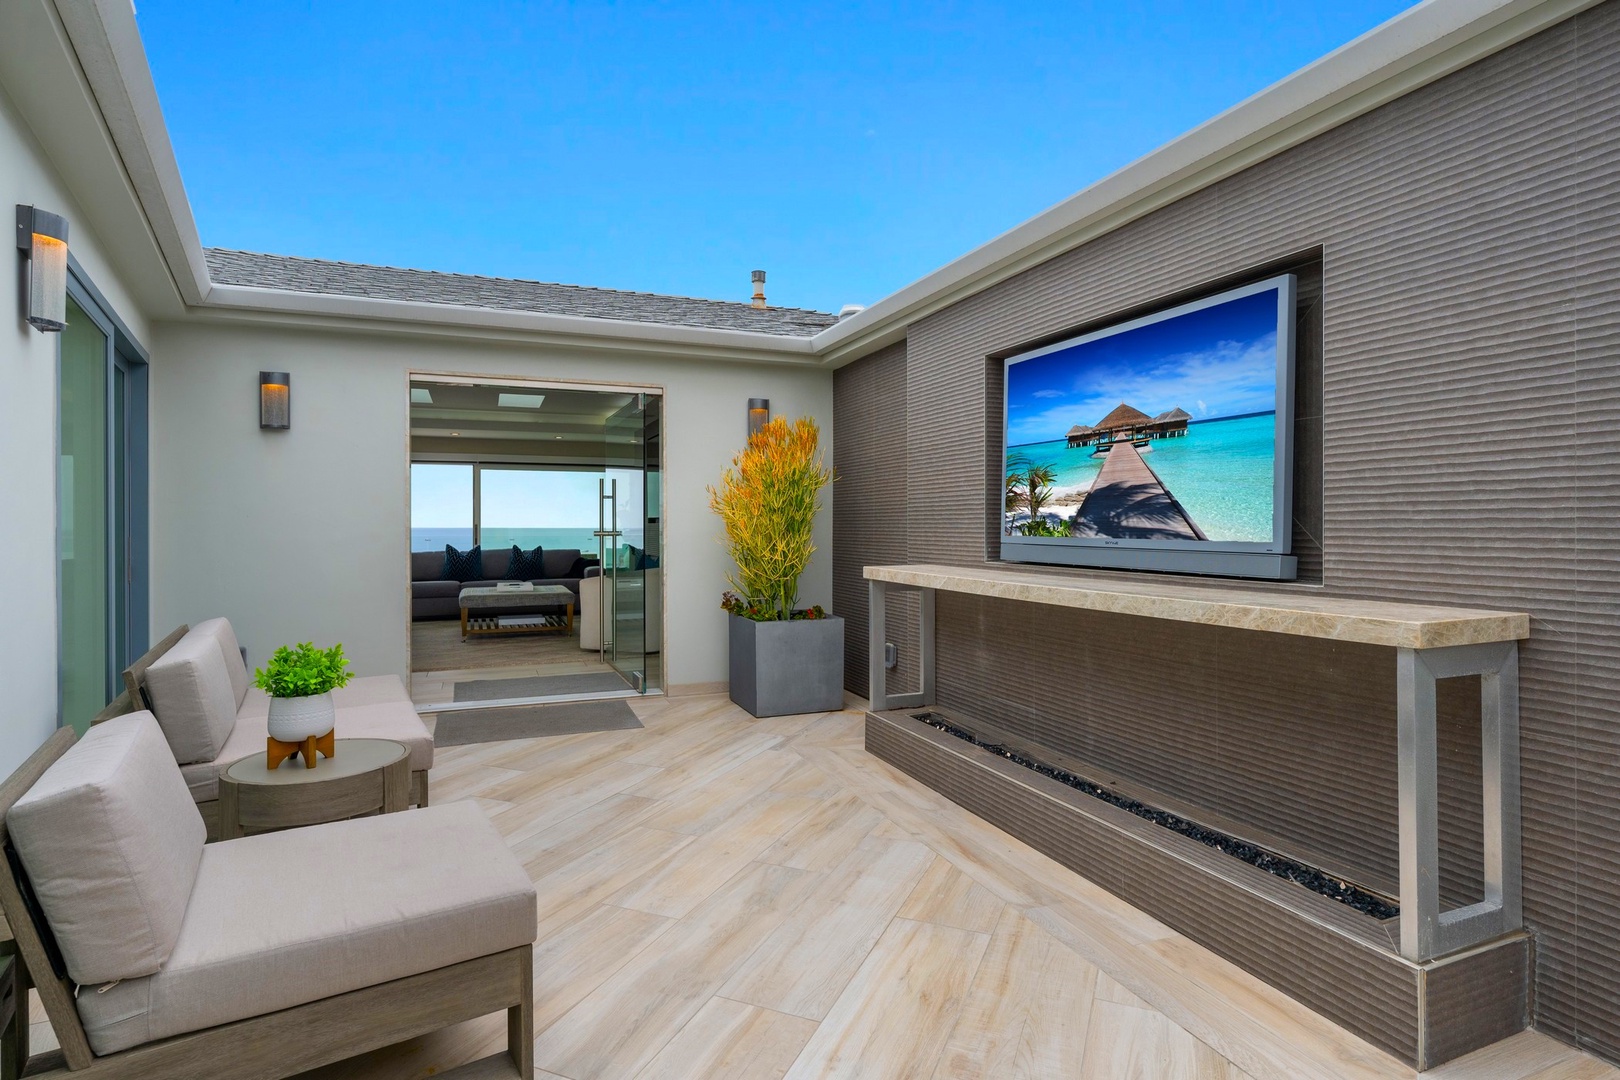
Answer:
[1000, 274, 1297, 580]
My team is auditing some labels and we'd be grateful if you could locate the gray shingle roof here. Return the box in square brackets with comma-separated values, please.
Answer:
[204, 249, 839, 337]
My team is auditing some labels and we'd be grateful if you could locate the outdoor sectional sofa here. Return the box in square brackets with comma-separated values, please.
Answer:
[102, 618, 433, 838]
[0, 713, 535, 1079]
[410, 547, 589, 620]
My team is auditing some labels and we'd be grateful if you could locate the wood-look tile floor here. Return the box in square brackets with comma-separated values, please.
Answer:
[409, 619, 663, 709]
[409, 617, 620, 706]
[268, 694, 1617, 1080]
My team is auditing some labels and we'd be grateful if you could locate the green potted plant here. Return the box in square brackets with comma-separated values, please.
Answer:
[255, 641, 353, 746]
[709, 415, 842, 717]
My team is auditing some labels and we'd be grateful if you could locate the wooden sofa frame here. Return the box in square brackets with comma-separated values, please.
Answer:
[0, 728, 531, 1079]
[99, 626, 430, 838]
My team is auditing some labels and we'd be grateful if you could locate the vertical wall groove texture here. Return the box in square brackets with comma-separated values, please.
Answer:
[833, 343, 916, 695]
[833, 4, 1620, 1059]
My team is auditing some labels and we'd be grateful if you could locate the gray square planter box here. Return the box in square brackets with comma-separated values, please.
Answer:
[728, 613, 845, 718]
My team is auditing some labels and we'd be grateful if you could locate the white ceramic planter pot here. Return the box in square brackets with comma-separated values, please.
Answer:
[266, 692, 336, 743]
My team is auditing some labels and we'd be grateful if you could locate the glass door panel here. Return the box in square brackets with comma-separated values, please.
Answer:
[59, 295, 110, 732]
[601, 395, 653, 691]
[635, 395, 660, 692]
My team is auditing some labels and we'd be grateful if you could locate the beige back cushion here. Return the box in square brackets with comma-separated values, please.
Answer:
[192, 617, 250, 708]
[143, 627, 239, 764]
[8, 713, 205, 985]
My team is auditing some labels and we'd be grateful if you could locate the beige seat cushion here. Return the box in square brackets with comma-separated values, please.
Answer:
[8, 714, 205, 986]
[76, 801, 536, 1055]
[182, 678, 433, 803]
[191, 617, 250, 708]
[143, 629, 240, 765]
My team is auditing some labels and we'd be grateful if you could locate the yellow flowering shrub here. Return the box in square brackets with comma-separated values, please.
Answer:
[708, 416, 834, 621]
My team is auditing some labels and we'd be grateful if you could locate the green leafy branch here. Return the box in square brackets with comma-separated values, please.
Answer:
[253, 642, 353, 699]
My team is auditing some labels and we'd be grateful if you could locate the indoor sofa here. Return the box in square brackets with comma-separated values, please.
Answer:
[410, 546, 591, 620]
[0, 714, 535, 1079]
[110, 618, 434, 838]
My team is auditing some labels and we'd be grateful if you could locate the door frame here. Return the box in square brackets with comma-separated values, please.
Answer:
[404, 371, 666, 712]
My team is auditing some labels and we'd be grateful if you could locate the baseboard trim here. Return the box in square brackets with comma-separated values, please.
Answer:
[668, 681, 728, 697]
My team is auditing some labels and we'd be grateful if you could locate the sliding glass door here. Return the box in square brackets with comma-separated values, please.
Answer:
[58, 295, 110, 731]
[58, 283, 148, 732]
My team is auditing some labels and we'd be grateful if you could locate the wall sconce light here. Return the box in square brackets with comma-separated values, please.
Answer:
[747, 398, 770, 438]
[15, 205, 69, 332]
[259, 372, 290, 430]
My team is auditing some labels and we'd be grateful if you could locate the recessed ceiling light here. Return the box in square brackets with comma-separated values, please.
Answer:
[554, 435, 564, 440]
[497, 392, 546, 409]
[410, 387, 433, 404]
[450, 431, 460, 436]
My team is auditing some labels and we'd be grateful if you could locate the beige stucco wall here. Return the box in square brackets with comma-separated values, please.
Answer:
[147, 319, 835, 692]
[0, 80, 154, 777]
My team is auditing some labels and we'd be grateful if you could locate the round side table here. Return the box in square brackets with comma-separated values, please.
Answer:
[217, 738, 410, 840]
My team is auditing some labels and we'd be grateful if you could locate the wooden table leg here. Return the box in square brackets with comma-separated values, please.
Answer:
[460, 606, 469, 640]
[567, 602, 574, 633]
[382, 757, 410, 814]
[218, 777, 244, 841]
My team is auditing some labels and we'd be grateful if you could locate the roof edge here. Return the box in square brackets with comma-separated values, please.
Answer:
[200, 283, 821, 362]
[203, 247, 840, 322]
[53, 0, 209, 306]
[811, 0, 1600, 367]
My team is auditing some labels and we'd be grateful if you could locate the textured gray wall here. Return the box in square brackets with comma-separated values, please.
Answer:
[834, 3, 1620, 1059]
[832, 342, 917, 696]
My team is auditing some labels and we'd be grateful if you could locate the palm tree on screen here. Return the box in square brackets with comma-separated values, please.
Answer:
[1006, 454, 1057, 529]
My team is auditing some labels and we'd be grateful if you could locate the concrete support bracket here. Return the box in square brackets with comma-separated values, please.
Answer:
[1396, 640, 1522, 962]
[868, 579, 935, 712]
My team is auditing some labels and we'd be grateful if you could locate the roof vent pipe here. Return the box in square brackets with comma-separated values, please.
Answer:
[751, 270, 766, 308]
[838, 304, 865, 320]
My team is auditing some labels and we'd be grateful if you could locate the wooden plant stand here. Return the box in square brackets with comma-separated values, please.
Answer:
[266, 729, 334, 770]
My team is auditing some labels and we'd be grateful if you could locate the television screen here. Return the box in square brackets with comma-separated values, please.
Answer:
[1001, 274, 1296, 579]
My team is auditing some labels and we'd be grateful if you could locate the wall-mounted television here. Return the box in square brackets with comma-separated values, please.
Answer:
[1001, 274, 1297, 580]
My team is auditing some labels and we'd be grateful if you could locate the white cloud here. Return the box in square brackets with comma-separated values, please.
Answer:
[1009, 335, 1277, 445]
[1031, 388, 1065, 399]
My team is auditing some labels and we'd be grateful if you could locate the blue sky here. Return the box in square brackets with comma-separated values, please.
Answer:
[1006, 288, 1280, 447]
[136, 2, 1412, 314]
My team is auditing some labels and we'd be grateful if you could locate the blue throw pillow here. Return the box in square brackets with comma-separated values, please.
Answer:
[507, 544, 546, 579]
[442, 544, 482, 582]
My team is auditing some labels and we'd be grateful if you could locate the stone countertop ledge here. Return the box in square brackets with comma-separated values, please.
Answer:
[863, 563, 1529, 650]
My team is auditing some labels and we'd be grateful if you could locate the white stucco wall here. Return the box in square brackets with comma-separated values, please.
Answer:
[147, 320, 835, 692]
[0, 83, 154, 776]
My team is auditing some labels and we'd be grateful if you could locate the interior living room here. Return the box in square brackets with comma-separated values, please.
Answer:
[1, 0, 1617, 1078]
[406, 377, 663, 713]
